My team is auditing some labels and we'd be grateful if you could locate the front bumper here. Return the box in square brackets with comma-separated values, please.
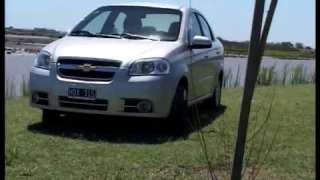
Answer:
[29, 66, 177, 118]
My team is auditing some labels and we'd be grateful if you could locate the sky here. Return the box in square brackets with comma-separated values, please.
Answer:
[5, 0, 315, 47]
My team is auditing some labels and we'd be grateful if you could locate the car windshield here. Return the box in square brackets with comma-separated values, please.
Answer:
[70, 6, 182, 41]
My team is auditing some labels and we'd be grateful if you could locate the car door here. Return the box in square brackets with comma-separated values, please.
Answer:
[189, 12, 210, 98]
[195, 13, 223, 95]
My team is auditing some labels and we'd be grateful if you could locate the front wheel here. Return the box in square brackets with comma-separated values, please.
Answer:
[166, 84, 188, 133]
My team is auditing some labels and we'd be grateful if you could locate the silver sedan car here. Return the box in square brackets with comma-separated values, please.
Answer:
[29, 2, 224, 128]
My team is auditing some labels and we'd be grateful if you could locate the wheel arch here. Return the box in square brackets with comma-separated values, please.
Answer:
[177, 76, 189, 91]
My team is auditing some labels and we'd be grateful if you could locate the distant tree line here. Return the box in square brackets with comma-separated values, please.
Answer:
[5, 26, 60, 38]
[216, 37, 313, 52]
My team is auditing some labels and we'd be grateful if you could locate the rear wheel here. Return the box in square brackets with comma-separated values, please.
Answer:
[42, 110, 61, 125]
[212, 79, 222, 108]
[166, 84, 188, 133]
[205, 78, 222, 109]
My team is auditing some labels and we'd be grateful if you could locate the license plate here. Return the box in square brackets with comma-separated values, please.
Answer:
[68, 88, 96, 99]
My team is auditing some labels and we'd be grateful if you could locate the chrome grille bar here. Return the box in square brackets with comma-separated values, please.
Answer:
[56, 57, 121, 81]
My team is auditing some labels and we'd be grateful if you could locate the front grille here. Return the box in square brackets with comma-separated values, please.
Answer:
[59, 69, 114, 79]
[59, 96, 108, 111]
[57, 57, 121, 81]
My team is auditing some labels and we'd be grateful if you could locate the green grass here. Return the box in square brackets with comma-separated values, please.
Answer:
[225, 48, 315, 60]
[5, 85, 315, 179]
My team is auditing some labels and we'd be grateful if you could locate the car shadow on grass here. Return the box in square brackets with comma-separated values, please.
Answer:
[27, 103, 227, 144]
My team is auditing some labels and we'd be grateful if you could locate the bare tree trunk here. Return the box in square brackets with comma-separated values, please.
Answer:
[231, 0, 278, 179]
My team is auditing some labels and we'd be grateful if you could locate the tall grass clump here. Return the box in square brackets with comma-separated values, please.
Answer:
[311, 72, 316, 83]
[223, 68, 233, 88]
[223, 67, 241, 88]
[5, 78, 16, 98]
[234, 66, 241, 87]
[257, 64, 276, 85]
[289, 64, 313, 84]
[224, 63, 314, 88]
[5, 75, 30, 98]
[191, 86, 287, 179]
[21, 75, 30, 97]
[280, 63, 289, 85]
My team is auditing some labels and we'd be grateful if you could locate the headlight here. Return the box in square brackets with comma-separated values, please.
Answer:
[129, 58, 170, 75]
[34, 51, 52, 70]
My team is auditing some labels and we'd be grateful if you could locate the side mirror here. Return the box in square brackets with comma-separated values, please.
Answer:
[58, 31, 67, 39]
[58, 30, 70, 39]
[191, 35, 212, 49]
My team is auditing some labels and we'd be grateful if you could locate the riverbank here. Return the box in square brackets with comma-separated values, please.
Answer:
[225, 49, 315, 60]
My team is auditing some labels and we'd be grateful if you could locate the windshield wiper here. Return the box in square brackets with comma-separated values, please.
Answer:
[70, 30, 121, 39]
[113, 33, 160, 41]
[70, 30, 96, 37]
[69, 31, 158, 40]
[95, 34, 122, 39]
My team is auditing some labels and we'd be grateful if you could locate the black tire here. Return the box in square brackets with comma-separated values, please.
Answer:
[42, 110, 61, 125]
[212, 78, 222, 108]
[166, 84, 188, 133]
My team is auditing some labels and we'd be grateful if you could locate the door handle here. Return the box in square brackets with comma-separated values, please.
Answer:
[204, 53, 209, 58]
[216, 50, 221, 55]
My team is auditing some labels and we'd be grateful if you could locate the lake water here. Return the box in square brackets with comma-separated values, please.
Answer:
[5, 54, 315, 97]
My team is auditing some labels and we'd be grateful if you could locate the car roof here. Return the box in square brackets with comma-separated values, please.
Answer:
[108, 2, 185, 10]
[104, 2, 204, 15]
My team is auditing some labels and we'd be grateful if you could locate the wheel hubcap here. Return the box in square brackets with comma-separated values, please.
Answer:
[183, 89, 188, 101]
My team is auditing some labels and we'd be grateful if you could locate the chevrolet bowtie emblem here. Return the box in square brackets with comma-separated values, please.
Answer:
[77, 64, 96, 72]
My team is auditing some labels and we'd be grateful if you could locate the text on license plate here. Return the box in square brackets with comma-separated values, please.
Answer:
[68, 88, 96, 99]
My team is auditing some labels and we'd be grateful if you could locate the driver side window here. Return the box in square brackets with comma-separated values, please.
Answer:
[113, 12, 126, 34]
[82, 11, 110, 34]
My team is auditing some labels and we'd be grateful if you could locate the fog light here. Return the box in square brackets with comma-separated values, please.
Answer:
[137, 101, 151, 113]
[31, 93, 40, 103]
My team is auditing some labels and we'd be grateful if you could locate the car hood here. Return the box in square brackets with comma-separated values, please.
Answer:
[43, 36, 179, 67]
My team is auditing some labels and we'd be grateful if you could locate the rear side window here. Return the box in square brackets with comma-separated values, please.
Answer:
[196, 14, 215, 41]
